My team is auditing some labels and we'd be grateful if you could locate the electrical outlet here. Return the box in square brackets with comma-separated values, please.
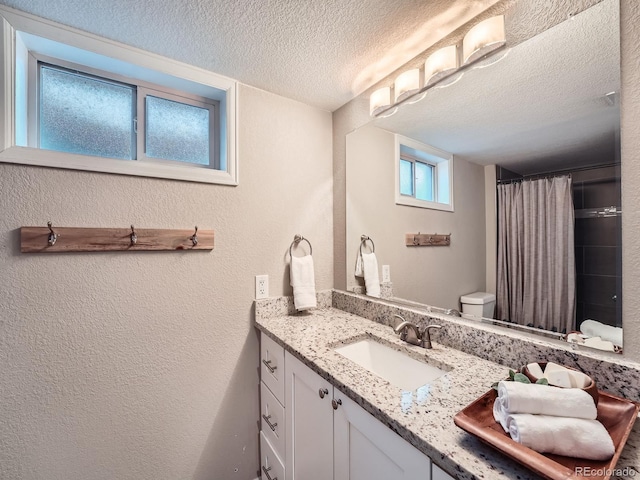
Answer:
[255, 275, 269, 299]
[382, 265, 391, 283]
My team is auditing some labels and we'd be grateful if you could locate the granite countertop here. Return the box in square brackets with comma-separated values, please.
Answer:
[255, 304, 640, 480]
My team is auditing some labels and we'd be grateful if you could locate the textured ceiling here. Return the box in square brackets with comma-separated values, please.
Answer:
[374, 0, 619, 174]
[0, 0, 499, 112]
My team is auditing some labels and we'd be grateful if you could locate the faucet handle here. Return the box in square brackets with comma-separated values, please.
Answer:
[421, 324, 442, 349]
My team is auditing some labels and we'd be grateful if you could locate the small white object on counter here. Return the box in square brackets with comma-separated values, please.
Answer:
[525, 362, 544, 379]
[529, 362, 592, 388]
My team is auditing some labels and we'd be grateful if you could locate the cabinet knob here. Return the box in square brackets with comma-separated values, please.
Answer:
[319, 388, 329, 399]
[332, 398, 342, 410]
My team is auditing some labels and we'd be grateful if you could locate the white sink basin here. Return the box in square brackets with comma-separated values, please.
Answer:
[334, 338, 448, 391]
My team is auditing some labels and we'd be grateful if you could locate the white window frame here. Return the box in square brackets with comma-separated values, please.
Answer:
[0, 5, 238, 185]
[399, 153, 437, 202]
[395, 134, 454, 212]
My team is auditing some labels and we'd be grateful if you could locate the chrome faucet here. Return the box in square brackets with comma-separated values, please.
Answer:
[393, 315, 422, 345]
[392, 314, 442, 349]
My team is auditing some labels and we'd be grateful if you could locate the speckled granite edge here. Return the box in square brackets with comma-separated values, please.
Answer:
[254, 289, 332, 318]
[332, 290, 640, 402]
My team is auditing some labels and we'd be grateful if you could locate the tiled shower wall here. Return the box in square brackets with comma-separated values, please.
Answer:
[573, 165, 622, 328]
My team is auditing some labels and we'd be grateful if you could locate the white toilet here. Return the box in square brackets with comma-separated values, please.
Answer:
[460, 292, 496, 318]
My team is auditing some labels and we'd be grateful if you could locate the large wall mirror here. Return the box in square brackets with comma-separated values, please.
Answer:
[345, 0, 622, 352]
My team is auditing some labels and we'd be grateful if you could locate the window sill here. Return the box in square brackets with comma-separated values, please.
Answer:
[0, 146, 238, 185]
[395, 195, 454, 212]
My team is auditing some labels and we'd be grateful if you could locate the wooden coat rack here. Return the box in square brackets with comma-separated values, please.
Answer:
[406, 233, 451, 247]
[21, 223, 214, 253]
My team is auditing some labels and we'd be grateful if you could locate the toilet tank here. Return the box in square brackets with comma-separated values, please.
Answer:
[460, 292, 496, 318]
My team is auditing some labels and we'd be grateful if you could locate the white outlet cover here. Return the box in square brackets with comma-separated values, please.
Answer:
[255, 275, 269, 299]
[382, 265, 391, 283]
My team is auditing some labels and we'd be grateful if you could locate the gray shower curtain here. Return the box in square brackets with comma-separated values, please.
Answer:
[496, 175, 575, 333]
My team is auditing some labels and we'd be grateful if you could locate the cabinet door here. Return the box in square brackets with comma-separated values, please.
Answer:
[334, 392, 431, 480]
[285, 351, 334, 480]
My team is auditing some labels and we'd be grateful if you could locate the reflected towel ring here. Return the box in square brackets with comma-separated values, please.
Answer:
[360, 235, 375, 254]
[289, 234, 312, 257]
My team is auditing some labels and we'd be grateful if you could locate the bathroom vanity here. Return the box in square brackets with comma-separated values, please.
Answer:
[255, 290, 640, 480]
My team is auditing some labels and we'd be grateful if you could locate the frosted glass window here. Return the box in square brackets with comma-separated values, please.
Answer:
[400, 159, 414, 196]
[415, 162, 435, 201]
[39, 65, 134, 159]
[145, 95, 210, 166]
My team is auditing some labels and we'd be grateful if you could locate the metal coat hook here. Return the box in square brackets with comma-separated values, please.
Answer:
[190, 226, 198, 246]
[130, 225, 138, 246]
[413, 232, 420, 245]
[47, 221, 59, 246]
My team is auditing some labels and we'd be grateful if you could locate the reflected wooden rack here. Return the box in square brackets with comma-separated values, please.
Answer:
[20, 223, 214, 253]
[406, 233, 451, 247]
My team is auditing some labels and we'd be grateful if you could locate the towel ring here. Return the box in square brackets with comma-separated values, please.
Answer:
[289, 234, 312, 257]
[360, 235, 375, 254]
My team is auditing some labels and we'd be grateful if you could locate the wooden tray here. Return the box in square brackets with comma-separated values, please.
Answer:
[454, 388, 639, 480]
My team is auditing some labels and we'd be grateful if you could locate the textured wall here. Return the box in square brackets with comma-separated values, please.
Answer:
[345, 124, 486, 308]
[0, 84, 333, 480]
[619, 0, 640, 358]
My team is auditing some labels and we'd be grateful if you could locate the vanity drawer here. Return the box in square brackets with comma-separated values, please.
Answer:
[261, 381, 285, 459]
[260, 431, 285, 480]
[261, 333, 285, 403]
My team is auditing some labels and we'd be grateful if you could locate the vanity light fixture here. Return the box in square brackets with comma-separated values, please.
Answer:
[370, 86, 392, 116]
[462, 15, 506, 65]
[424, 45, 459, 87]
[394, 69, 420, 103]
[369, 15, 506, 117]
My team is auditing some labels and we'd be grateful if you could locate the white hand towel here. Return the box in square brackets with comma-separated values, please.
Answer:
[361, 252, 380, 298]
[354, 253, 364, 278]
[290, 255, 317, 311]
[496, 381, 597, 419]
[506, 414, 615, 461]
[580, 319, 623, 347]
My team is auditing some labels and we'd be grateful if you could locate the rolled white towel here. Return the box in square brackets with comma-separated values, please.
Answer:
[290, 255, 317, 311]
[506, 414, 615, 461]
[493, 397, 508, 431]
[580, 319, 623, 347]
[362, 252, 381, 298]
[497, 381, 597, 419]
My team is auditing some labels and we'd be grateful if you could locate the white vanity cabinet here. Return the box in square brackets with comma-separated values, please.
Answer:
[284, 350, 432, 480]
